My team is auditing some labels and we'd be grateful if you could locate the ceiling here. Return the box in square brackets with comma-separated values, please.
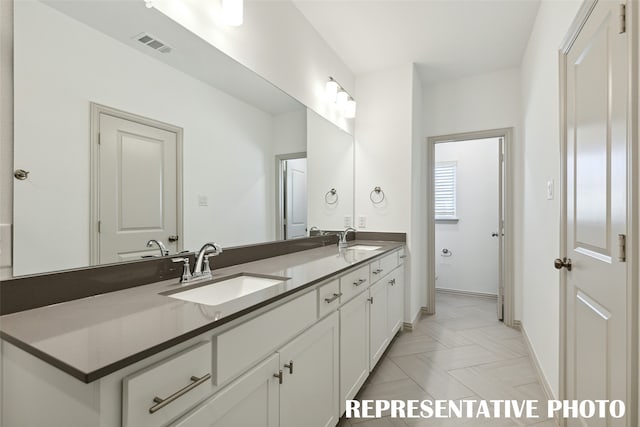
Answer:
[292, 0, 541, 83]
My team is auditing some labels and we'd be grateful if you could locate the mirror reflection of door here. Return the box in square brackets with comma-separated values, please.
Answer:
[92, 105, 183, 264]
[277, 155, 307, 240]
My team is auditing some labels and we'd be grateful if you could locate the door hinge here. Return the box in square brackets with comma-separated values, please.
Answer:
[620, 4, 626, 34]
[97, 220, 101, 233]
[618, 234, 626, 262]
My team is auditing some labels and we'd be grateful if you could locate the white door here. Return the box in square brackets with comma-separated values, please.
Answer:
[339, 292, 370, 415]
[369, 279, 389, 370]
[497, 137, 504, 320]
[284, 158, 307, 239]
[278, 312, 339, 427]
[98, 113, 180, 263]
[563, 2, 630, 425]
[171, 354, 280, 427]
[387, 267, 404, 337]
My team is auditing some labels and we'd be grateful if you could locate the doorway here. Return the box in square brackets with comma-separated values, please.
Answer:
[427, 128, 514, 327]
[90, 103, 183, 264]
[276, 153, 307, 240]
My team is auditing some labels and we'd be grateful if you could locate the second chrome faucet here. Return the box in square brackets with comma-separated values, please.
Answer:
[172, 242, 223, 284]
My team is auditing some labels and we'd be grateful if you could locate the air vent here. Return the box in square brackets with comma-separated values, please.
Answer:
[133, 32, 172, 54]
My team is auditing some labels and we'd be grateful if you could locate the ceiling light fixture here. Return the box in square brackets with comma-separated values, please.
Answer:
[325, 76, 356, 118]
[222, 0, 243, 26]
[144, 0, 153, 8]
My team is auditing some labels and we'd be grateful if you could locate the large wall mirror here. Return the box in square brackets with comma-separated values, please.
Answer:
[12, 0, 354, 277]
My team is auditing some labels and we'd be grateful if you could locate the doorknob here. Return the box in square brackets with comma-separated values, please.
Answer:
[168, 235, 179, 242]
[491, 232, 499, 237]
[554, 257, 572, 271]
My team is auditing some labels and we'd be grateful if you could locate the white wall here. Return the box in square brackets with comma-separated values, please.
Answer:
[519, 0, 581, 397]
[307, 109, 354, 231]
[274, 110, 307, 156]
[12, 1, 293, 275]
[355, 64, 422, 323]
[153, 0, 355, 134]
[423, 67, 522, 315]
[434, 138, 500, 295]
[0, 0, 12, 281]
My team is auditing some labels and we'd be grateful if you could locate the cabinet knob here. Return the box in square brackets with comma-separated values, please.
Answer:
[274, 370, 283, 384]
[368, 297, 374, 305]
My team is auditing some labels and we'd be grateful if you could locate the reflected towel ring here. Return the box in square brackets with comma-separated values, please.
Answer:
[325, 188, 338, 205]
[370, 186, 385, 204]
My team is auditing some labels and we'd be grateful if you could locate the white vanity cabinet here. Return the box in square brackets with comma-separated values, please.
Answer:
[171, 354, 280, 427]
[338, 291, 370, 415]
[387, 266, 405, 337]
[368, 278, 389, 370]
[173, 312, 339, 427]
[1, 245, 405, 427]
[278, 312, 339, 427]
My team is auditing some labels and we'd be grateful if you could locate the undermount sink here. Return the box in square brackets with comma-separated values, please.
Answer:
[164, 273, 289, 306]
[347, 245, 382, 251]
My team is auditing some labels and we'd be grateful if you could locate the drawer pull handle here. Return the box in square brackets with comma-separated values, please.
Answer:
[353, 278, 367, 286]
[389, 279, 396, 286]
[284, 360, 294, 374]
[399, 255, 407, 259]
[368, 297, 374, 305]
[372, 268, 383, 275]
[149, 373, 211, 414]
[274, 370, 284, 384]
[324, 292, 342, 303]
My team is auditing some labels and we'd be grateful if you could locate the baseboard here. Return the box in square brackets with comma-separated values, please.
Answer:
[436, 287, 498, 300]
[520, 322, 559, 425]
[402, 309, 422, 331]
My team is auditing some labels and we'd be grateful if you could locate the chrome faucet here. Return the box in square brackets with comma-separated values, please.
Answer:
[309, 226, 324, 236]
[338, 227, 356, 249]
[193, 242, 223, 280]
[146, 239, 169, 256]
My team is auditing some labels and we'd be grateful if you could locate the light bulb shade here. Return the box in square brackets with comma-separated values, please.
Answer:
[345, 99, 356, 118]
[325, 79, 339, 102]
[223, 0, 243, 26]
[336, 90, 349, 108]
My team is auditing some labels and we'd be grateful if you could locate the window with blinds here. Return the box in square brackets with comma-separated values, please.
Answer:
[434, 161, 457, 219]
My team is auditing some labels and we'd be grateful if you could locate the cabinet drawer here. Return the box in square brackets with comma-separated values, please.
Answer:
[339, 265, 370, 302]
[370, 252, 398, 282]
[123, 342, 212, 427]
[318, 279, 341, 318]
[213, 291, 316, 386]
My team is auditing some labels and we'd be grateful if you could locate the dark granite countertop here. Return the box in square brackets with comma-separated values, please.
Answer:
[0, 240, 403, 383]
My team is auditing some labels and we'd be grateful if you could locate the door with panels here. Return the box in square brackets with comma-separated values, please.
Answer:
[562, 1, 632, 426]
[96, 107, 182, 264]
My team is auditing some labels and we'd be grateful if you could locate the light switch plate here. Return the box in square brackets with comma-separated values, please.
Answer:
[343, 216, 352, 227]
[546, 180, 554, 200]
[358, 215, 366, 228]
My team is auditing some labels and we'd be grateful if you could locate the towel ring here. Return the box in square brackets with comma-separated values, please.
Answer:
[370, 186, 385, 204]
[325, 188, 338, 205]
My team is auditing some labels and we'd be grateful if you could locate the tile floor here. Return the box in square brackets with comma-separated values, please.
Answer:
[339, 292, 556, 427]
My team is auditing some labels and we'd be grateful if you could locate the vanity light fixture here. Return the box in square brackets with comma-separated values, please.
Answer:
[345, 98, 357, 118]
[223, 0, 243, 26]
[325, 76, 356, 118]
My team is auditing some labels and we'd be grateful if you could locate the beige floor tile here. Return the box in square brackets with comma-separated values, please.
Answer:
[386, 334, 447, 357]
[419, 344, 509, 370]
[391, 354, 475, 400]
[369, 358, 410, 385]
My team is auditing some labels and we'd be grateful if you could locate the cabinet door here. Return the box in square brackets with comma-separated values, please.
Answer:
[387, 266, 404, 337]
[278, 312, 339, 427]
[339, 292, 370, 415]
[369, 279, 389, 370]
[171, 354, 279, 427]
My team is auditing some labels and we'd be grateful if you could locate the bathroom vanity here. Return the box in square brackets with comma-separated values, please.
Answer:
[0, 240, 406, 427]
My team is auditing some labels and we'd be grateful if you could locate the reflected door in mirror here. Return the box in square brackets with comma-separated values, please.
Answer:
[97, 112, 181, 263]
